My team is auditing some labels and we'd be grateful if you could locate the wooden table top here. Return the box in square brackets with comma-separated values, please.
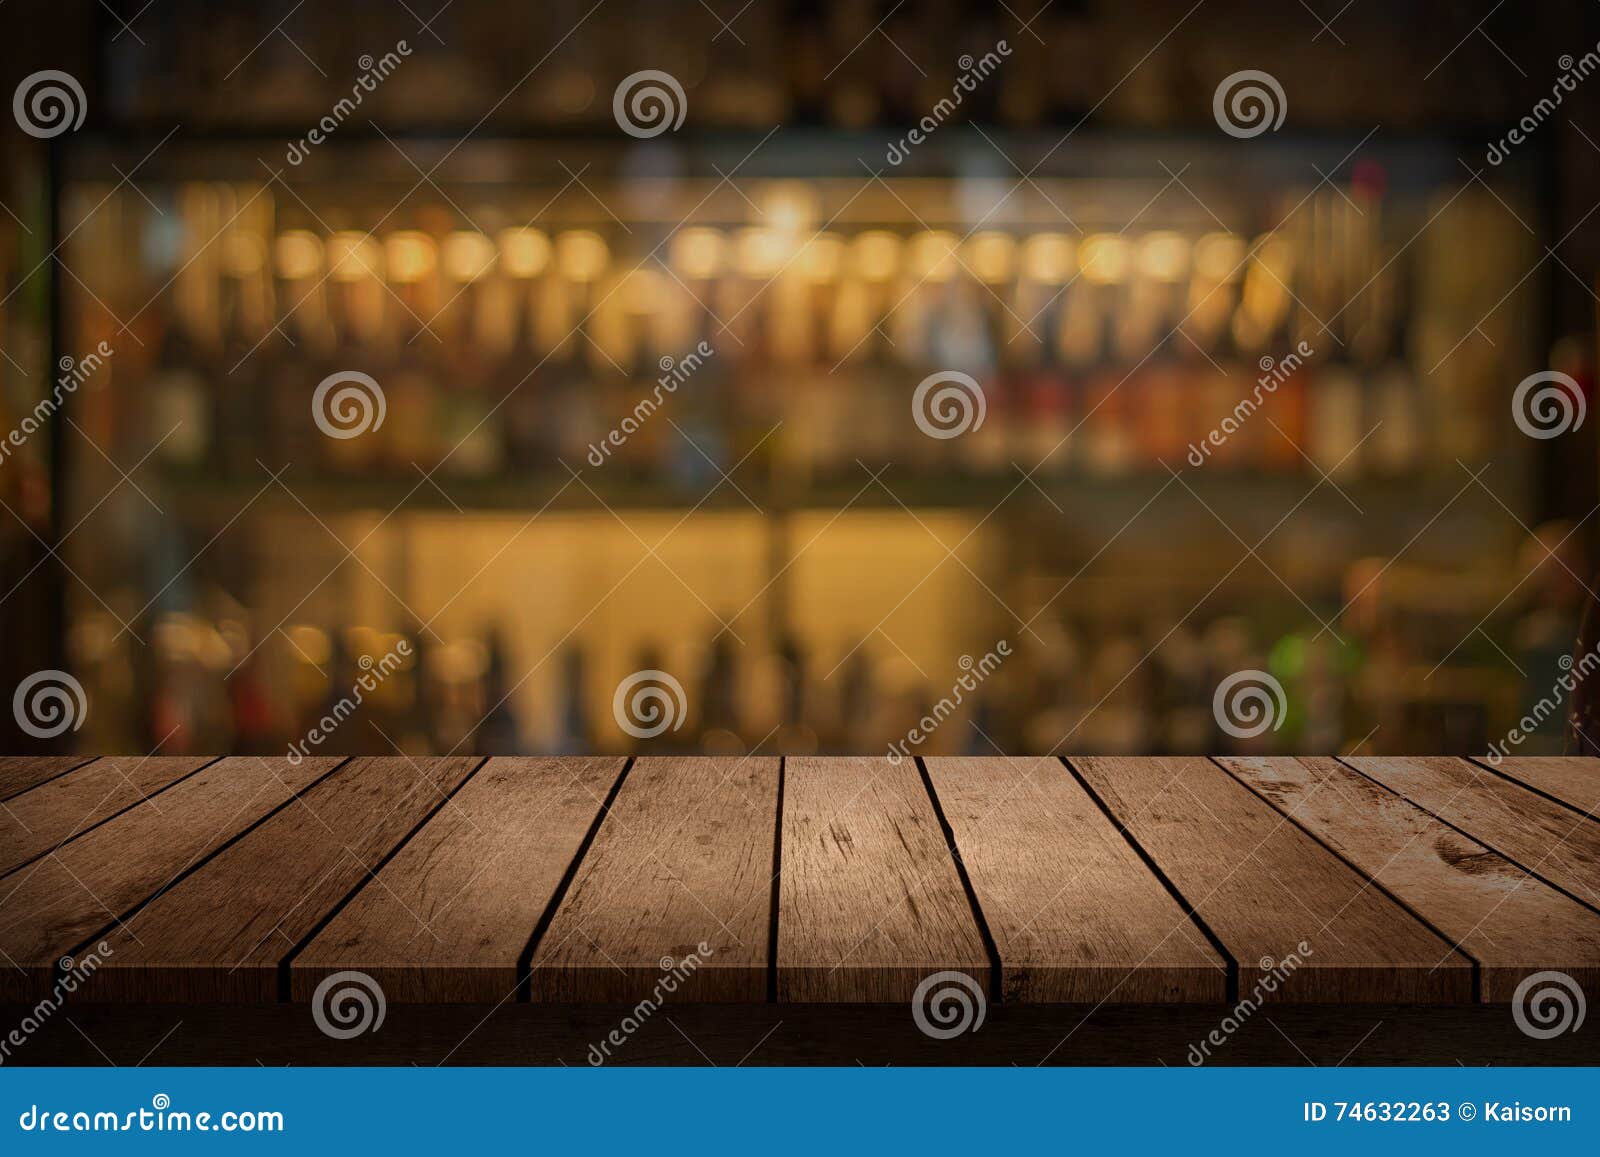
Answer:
[2, 754, 1597, 1007]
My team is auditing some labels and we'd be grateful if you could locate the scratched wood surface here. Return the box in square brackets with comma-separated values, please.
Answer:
[923, 756, 1226, 1002]
[2, 755, 1597, 1005]
[1479, 756, 1600, 816]
[0, 755, 94, 801]
[294, 757, 625, 1002]
[1345, 756, 1600, 912]
[0, 755, 215, 876]
[1069, 756, 1472, 1002]
[1221, 756, 1600, 1000]
[776, 756, 990, 1002]
[530, 756, 779, 1002]
[90, 756, 482, 1002]
[0, 756, 344, 1000]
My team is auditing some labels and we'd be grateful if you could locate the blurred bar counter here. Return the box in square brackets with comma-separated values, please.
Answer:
[3, 0, 1598, 760]
[44, 137, 1566, 760]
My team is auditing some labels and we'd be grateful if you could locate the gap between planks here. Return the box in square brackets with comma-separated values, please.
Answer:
[16, 756, 1597, 1005]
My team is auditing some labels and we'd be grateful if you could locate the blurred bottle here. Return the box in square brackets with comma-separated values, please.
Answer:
[436, 230, 503, 478]
[497, 227, 553, 471]
[551, 644, 592, 754]
[145, 288, 210, 469]
[1014, 234, 1074, 474]
[472, 626, 524, 754]
[1364, 262, 1423, 475]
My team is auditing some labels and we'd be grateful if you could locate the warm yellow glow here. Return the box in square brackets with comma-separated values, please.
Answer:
[758, 182, 819, 233]
[222, 232, 267, 277]
[966, 232, 1016, 284]
[795, 232, 844, 281]
[498, 227, 551, 278]
[624, 267, 664, 312]
[327, 231, 383, 281]
[1079, 234, 1132, 284]
[284, 624, 331, 667]
[736, 227, 787, 277]
[852, 230, 901, 281]
[1137, 231, 1190, 282]
[442, 231, 498, 282]
[556, 230, 610, 282]
[347, 625, 384, 666]
[670, 227, 726, 280]
[1020, 233, 1074, 283]
[384, 230, 437, 283]
[909, 230, 959, 282]
[1237, 235, 1295, 323]
[1194, 232, 1246, 281]
[274, 230, 323, 280]
[1254, 235, 1296, 278]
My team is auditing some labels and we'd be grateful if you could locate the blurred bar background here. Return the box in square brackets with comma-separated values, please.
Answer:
[2, 0, 1599, 759]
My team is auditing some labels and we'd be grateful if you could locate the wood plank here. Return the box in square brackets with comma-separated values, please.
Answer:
[1222, 756, 1600, 1000]
[0, 755, 343, 1000]
[293, 757, 624, 1002]
[90, 756, 482, 1002]
[0, 756, 94, 801]
[0, 756, 216, 876]
[1346, 756, 1600, 912]
[1070, 756, 1471, 1002]
[530, 756, 778, 1002]
[924, 756, 1226, 1002]
[778, 755, 988, 1002]
[1479, 756, 1600, 816]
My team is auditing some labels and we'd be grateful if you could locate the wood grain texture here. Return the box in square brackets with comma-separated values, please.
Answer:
[1222, 756, 1600, 1000]
[778, 755, 988, 1002]
[924, 756, 1225, 1002]
[0, 756, 94, 801]
[530, 756, 778, 1002]
[0, 756, 343, 1000]
[92, 756, 482, 1002]
[0, 756, 215, 876]
[5, 755, 1597, 1011]
[1071, 756, 1471, 1002]
[1479, 757, 1600, 816]
[1346, 756, 1600, 912]
[293, 757, 623, 1002]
